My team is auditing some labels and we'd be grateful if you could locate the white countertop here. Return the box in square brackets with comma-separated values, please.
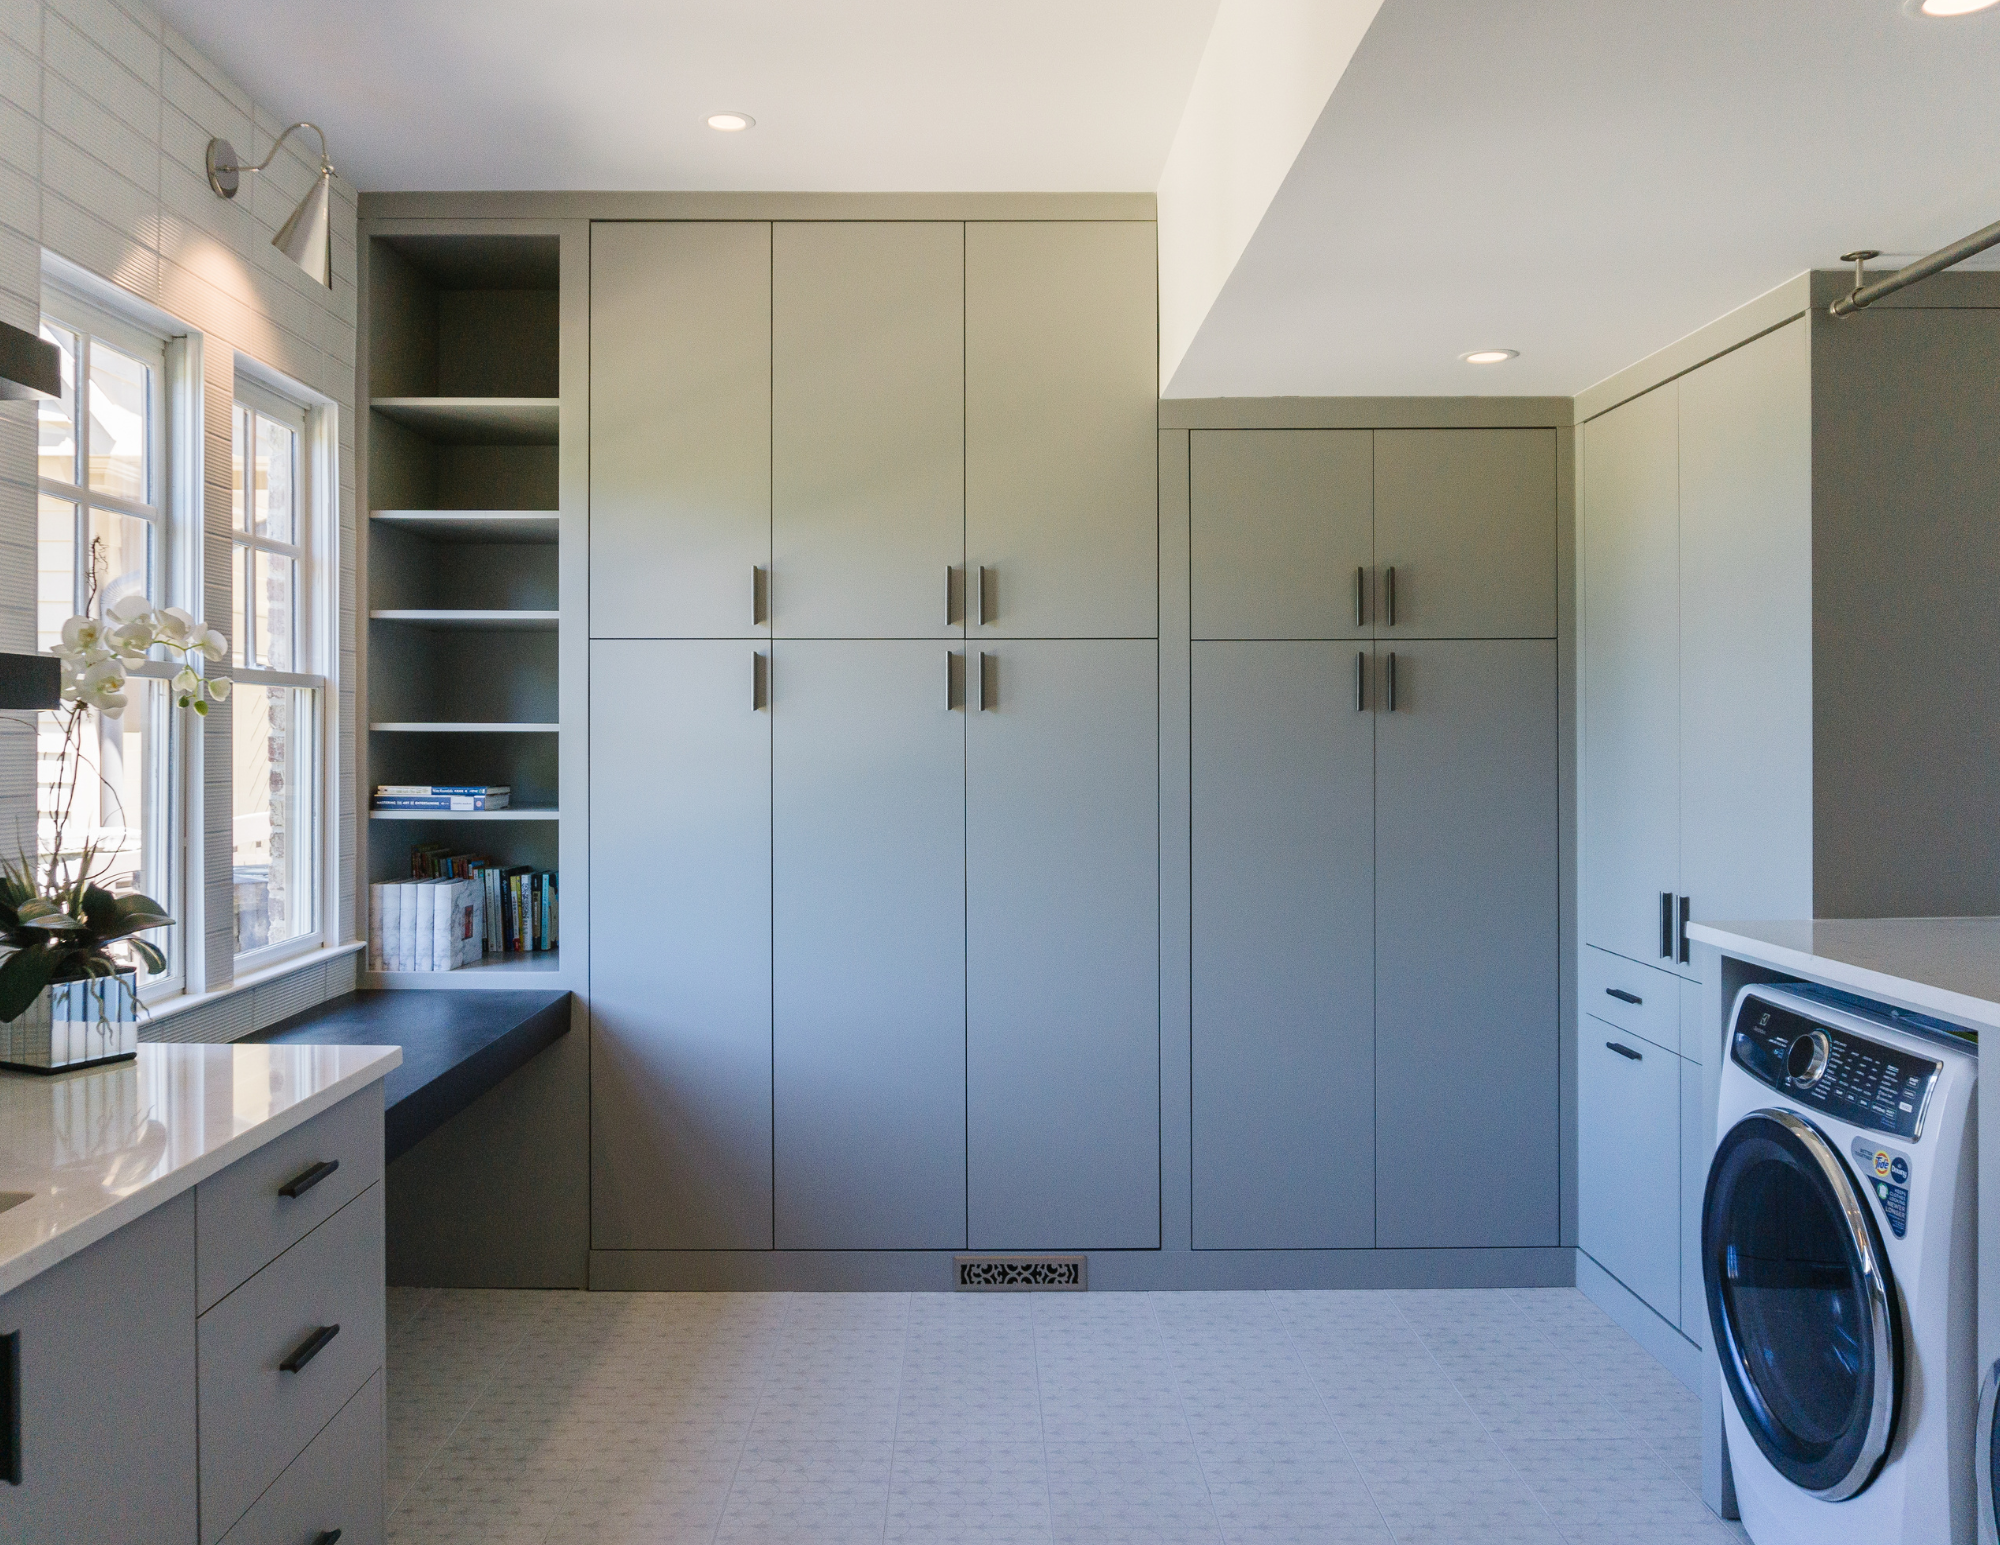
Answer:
[1687, 917, 2000, 1033]
[0, 1041, 400, 1297]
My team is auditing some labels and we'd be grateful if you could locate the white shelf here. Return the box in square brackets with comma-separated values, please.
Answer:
[370, 722, 559, 733]
[369, 609, 559, 631]
[371, 510, 558, 545]
[364, 949, 564, 990]
[369, 807, 559, 822]
[370, 397, 558, 445]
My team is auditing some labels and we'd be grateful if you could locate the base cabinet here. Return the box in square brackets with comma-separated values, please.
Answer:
[1578, 1022, 1680, 1317]
[0, 1089, 386, 1545]
[0, 1191, 197, 1545]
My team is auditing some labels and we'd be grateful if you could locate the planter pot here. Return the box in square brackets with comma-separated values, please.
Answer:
[0, 968, 138, 1073]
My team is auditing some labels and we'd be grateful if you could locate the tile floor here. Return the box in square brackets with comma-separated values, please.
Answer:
[385, 1284, 1755, 1545]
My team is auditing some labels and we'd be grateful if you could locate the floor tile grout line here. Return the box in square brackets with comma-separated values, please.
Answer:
[1503, 1286, 1718, 1515]
[1030, 1290, 1057, 1545]
[385, 1292, 546, 1527]
[1389, 1290, 1581, 1545]
[709, 1290, 795, 1545]
[1144, 1292, 1228, 1545]
[1273, 1292, 1402, 1545]
[881, 1293, 912, 1545]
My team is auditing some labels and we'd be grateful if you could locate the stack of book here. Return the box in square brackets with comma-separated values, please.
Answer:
[368, 846, 558, 972]
[372, 784, 510, 812]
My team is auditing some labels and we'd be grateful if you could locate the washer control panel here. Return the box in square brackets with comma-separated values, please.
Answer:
[1732, 995, 1942, 1141]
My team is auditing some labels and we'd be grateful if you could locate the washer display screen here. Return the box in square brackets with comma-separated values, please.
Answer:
[1732, 998, 1941, 1141]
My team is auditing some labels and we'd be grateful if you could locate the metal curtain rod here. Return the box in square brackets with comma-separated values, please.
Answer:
[1830, 217, 2000, 317]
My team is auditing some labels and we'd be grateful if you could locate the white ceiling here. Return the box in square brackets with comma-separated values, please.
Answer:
[1166, 0, 2000, 397]
[155, 0, 1223, 192]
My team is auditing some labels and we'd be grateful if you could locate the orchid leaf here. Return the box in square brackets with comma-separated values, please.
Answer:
[127, 938, 167, 975]
[0, 946, 61, 1022]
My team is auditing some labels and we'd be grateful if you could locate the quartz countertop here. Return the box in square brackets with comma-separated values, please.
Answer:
[1686, 916, 2000, 1032]
[0, 1041, 400, 1297]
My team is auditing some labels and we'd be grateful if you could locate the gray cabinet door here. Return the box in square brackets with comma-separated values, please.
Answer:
[773, 223, 964, 638]
[1374, 429, 1557, 639]
[966, 222, 1158, 639]
[1191, 642, 1375, 1248]
[1580, 386, 1681, 966]
[590, 222, 770, 639]
[1190, 431, 1373, 640]
[967, 641, 1159, 1247]
[773, 641, 966, 1248]
[1577, 1022, 1680, 1321]
[1375, 639, 1559, 1247]
[0, 1190, 197, 1545]
[1677, 320, 1813, 935]
[590, 640, 772, 1248]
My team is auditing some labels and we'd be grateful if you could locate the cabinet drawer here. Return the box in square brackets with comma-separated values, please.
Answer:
[198, 1087, 382, 1311]
[1578, 1023, 1680, 1322]
[1581, 945, 1679, 1056]
[199, 1183, 385, 1545]
[220, 1369, 384, 1545]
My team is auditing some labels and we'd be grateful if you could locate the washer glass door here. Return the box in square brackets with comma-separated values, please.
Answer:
[1703, 1108, 1900, 1500]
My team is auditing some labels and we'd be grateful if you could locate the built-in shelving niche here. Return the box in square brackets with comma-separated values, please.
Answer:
[365, 233, 564, 981]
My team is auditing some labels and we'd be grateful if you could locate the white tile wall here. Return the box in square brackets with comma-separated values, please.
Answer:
[0, 0, 357, 1017]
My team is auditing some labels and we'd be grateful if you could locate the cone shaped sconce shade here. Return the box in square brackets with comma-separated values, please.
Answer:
[205, 123, 336, 289]
[273, 166, 333, 287]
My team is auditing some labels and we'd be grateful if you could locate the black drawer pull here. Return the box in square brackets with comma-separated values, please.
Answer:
[1, 1331, 17, 1486]
[280, 1324, 340, 1374]
[279, 1159, 339, 1200]
[1606, 1041, 1643, 1062]
[312, 1532, 342, 1545]
[1605, 988, 1642, 1005]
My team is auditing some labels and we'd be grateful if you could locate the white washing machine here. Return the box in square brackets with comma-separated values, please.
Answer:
[1705, 982, 1977, 1545]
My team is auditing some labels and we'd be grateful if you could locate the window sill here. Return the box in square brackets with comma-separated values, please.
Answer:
[142, 939, 365, 1026]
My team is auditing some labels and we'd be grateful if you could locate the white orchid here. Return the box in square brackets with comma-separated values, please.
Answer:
[67, 658, 128, 717]
[106, 593, 152, 624]
[198, 627, 228, 662]
[171, 665, 199, 694]
[107, 618, 156, 660]
[55, 615, 105, 657]
[204, 675, 231, 702]
[152, 608, 197, 648]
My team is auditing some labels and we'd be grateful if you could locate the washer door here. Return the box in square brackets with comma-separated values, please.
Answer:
[1703, 1107, 1901, 1500]
[1980, 1360, 2000, 1545]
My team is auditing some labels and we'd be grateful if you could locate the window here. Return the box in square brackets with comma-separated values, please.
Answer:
[35, 301, 178, 992]
[230, 383, 321, 962]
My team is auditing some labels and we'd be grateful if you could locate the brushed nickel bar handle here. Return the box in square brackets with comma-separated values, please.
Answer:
[1355, 650, 1366, 712]
[977, 565, 996, 627]
[752, 652, 768, 711]
[1355, 566, 1366, 629]
[1385, 565, 1396, 627]
[978, 651, 996, 711]
[947, 651, 964, 711]
[752, 565, 768, 626]
[1386, 652, 1397, 712]
[946, 566, 956, 627]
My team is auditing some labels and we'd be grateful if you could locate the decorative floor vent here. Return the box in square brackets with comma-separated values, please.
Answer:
[955, 1255, 1087, 1291]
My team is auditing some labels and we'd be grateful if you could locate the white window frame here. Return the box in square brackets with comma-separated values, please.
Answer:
[37, 287, 186, 1002]
[229, 367, 333, 973]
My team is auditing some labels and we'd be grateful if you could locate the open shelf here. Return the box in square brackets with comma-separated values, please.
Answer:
[370, 609, 559, 630]
[371, 510, 558, 544]
[372, 397, 559, 445]
[370, 807, 559, 822]
[366, 947, 564, 990]
[371, 722, 559, 734]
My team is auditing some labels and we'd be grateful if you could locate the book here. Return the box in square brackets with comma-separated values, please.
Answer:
[369, 882, 386, 971]
[376, 804, 512, 816]
[398, 881, 419, 973]
[377, 785, 511, 797]
[412, 882, 436, 971]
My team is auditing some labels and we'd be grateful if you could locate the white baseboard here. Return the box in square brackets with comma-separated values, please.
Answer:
[1575, 1248, 1701, 1392]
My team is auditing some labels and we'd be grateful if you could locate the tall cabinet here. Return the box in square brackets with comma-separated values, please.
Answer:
[1577, 272, 2000, 1345]
[589, 216, 1160, 1259]
[1187, 424, 1561, 1252]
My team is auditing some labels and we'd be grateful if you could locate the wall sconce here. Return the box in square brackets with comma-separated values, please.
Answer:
[206, 123, 336, 288]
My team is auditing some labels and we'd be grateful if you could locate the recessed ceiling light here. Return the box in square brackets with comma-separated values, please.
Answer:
[1920, 0, 2000, 13]
[1461, 349, 1518, 365]
[706, 112, 755, 132]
